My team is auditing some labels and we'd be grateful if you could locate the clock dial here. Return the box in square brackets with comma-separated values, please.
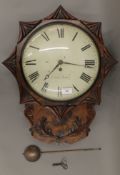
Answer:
[22, 22, 100, 101]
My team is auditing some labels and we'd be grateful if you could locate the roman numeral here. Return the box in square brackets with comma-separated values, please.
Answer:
[73, 84, 79, 92]
[41, 82, 48, 92]
[72, 32, 78, 41]
[28, 71, 39, 82]
[80, 73, 91, 83]
[41, 32, 49, 41]
[85, 60, 95, 68]
[29, 45, 39, 50]
[25, 60, 36, 65]
[58, 86, 62, 96]
[57, 28, 64, 38]
[81, 44, 91, 51]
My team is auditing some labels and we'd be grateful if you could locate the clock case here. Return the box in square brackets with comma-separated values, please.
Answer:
[3, 5, 117, 143]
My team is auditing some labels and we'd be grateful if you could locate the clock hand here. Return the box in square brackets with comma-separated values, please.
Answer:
[44, 59, 93, 80]
[62, 61, 93, 68]
[44, 60, 63, 80]
[62, 61, 85, 67]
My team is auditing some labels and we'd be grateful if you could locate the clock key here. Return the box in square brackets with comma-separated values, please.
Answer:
[52, 159, 68, 170]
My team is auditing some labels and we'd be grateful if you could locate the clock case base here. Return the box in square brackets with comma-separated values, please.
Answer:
[25, 102, 95, 143]
[3, 5, 117, 144]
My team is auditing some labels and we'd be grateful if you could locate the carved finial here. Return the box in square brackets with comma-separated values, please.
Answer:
[45, 5, 77, 20]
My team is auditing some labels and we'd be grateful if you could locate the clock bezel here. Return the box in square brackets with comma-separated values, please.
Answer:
[20, 20, 101, 103]
[17, 19, 102, 106]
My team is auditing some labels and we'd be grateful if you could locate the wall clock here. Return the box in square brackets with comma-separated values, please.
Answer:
[3, 5, 117, 144]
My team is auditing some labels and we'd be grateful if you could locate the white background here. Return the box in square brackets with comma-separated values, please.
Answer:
[0, 0, 120, 175]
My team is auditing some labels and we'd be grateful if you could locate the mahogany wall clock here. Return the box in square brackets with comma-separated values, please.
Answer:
[3, 5, 117, 144]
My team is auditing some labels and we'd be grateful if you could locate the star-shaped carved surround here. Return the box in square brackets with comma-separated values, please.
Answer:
[3, 5, 117, 106]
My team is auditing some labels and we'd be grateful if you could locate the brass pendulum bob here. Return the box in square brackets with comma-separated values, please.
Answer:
[23, 145, 41, 162]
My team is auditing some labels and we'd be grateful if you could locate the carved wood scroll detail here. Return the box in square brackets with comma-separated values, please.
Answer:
[3, 5, 117, 143]
[45, 5, 77, 20]
[25, 102, 95, 144]
[18, 20, 42, 43]
[3, 48, 17, 78]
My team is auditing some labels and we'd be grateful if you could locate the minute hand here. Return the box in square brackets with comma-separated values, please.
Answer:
[62, 61, 84, 66]
[62, 61, 93, 68]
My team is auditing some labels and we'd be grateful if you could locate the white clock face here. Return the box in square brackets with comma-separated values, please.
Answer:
[22, 22, 100, 101]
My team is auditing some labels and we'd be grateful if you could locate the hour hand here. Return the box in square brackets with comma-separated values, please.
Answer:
[44, 62, 60, 80]
[44, 74, 49, 80]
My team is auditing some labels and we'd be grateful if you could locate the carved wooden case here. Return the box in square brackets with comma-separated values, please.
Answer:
[3, 6, 117, 144]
